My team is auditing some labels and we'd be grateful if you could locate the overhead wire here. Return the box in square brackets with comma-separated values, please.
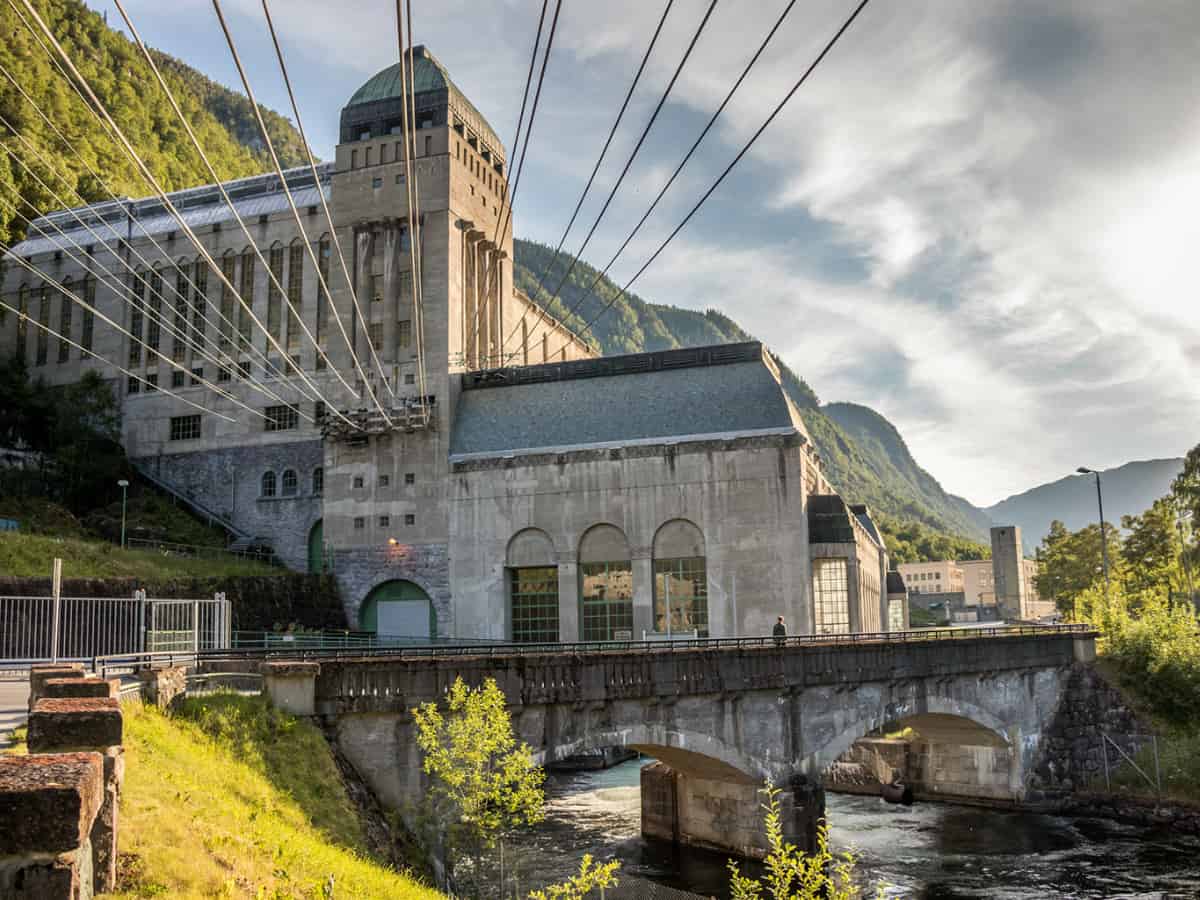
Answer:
[545, 0, 872, 359]
[16, 0, 352, 430]
[0, 132, 300, 408]
[0, 17, 311, 397]
[0, 294, 236, 422]
[503, 0, 720, 361]
[463, 0, 562, 366]
[495, 0, 676, 362]
[1, 223, 273, 422]
[101, 0, 367, 431]
[509, 0, 800, 362]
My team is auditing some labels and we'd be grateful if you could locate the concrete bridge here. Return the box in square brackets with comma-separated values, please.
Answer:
[260, 625, 1101, 858]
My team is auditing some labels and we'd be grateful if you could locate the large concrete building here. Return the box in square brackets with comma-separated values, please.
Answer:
[1, 47, 894, 641]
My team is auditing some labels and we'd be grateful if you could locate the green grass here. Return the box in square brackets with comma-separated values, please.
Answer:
[105, 695, 442, 899]
[0, 532, 280, 579]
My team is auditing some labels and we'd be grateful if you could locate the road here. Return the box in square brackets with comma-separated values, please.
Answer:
[0, 678, 30, 747]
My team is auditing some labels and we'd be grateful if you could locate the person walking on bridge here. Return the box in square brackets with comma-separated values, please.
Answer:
[773, 615, 787, 644]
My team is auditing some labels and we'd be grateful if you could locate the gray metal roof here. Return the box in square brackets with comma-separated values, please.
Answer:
[9, 165, 332, 258]
[450, 344, 808, 460]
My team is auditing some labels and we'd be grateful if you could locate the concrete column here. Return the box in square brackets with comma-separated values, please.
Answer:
[381, 222, 401, 367]
[632, 553, 654, 639]
[353, 225, 376, 364]
[464, 230, 483, 368]
[260, 661, 320, 717]
[557, 557, 579, 641]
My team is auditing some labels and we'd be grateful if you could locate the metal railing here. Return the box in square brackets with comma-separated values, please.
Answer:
[123, 537, 280, 566]
[0, 592, 232, 668]
[85, 623, 1093, 677]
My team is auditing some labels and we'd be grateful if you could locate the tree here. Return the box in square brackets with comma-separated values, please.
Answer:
[412, 676, 545, 897]
[1121, 498, 1184, 597]
[528, 855, 620, 900]
[1036, 519, 1121, 617]
[727, 784, 879, 900]
[1171, 442, 1200, 584]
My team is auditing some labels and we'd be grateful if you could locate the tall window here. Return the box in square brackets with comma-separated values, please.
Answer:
[219, 252, 236, 350]
[57, 279, 73, 362]
[81, 277, 94, 353]
[315, 236, 330, 368]
[191, 262, 207, 342]
[580, 561, 634, 641]
[510, 568, 559, 643]
[368, 322, 383, 351]
[261, 471, 276, 497]
[281, 469, 298, 496]
[267, 244, 284, 341]
[398, 319, 412, 348]
[35, 284, 49, 365]
[238, 250, 255, 348]
[813, 558, 851, 635]
[16, 283, 28, 362]
[146, 267, 163, 352]
[128, 271, 144, 365]
[172, 263, 190, 362]
[653, 557, 708, 637]
[312, 467, 324, 495]
[286, 241, 303, 355]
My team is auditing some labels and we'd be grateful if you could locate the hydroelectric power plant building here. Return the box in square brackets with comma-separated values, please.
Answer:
[1, 47, 898, 641]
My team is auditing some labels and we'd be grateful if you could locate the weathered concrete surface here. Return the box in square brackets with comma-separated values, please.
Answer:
[136, 666, 186, 711]
[28, 699, 123, 754]
[261, 661, 320, 717]
[310, 629, 1100, 855]
[41, 679, 120, 701]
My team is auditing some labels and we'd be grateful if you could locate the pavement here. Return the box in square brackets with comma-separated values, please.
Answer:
[0, 678, 30, 748]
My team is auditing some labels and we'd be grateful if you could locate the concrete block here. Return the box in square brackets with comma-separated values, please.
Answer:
[28, 699, 123, 753]
[41, 679, 120, 701]
[136, 666, 187, 710]
[28, 664, 86, 711]
[261, 661, 320, 716]
[90, 747, 125, 894]
[0, 848, 92, 900]
[0, 753, 104, 855]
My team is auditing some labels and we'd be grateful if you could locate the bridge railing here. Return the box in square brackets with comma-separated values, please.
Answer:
[87, 623, 1094, 677]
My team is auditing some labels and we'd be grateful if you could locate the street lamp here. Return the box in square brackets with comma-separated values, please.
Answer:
[1077, 467, 1110, 600]
[117, 479, 129, 549]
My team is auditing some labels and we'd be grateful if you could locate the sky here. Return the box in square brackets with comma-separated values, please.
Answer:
[83, 0, 1200, 508]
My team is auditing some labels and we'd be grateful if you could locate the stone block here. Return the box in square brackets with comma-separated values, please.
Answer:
[41, 678, 120, 701]
[261, 660, 320, 716]
[28, 664, 86, 711]
[91, 747, 125, 894]
[28, 699, 123, 753]
[0, 753, 104, 855]
[136, 666, 187, 710]
[0, 848, 92, 900]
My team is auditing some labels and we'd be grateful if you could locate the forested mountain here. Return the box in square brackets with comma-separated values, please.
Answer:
[0, 0, 306, 244]
[513, 238, 992, 559]
[986, 458, 1185, 552]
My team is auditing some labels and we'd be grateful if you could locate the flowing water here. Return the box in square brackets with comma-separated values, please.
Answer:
[506, 759, 1200, 899]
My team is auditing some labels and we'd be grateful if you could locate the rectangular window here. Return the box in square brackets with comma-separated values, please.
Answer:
[35, 285, 49, 365]
[190, 367, 203, 386]
[145, 373, 158, 392]
[239, 253, 255, 348]
[217, 367, 231, 383]
[351, 149, 358, 168]
[267, 245, 284, 341]
[395, 172, 405, 185]
[510, 567, 559, 643]
[127, 375, 140, 394]
[314, 401, 326, 425]
[57, 287, 72, 362]
[316, 237, 330, 368]
[81, 278, 95, 352]
[169, 414, 201, 441]
[368, 322, 383, 351]
[580, 561, 634, 642]
[171, 370, 185, 388]
[264, 404, 299, 432]
[147, 269, 163, 351]
[353, 516, 365, 529]
[379, 474, 390, 487]
[192, 263, 207, 345]
[404, 472, 415, 486]
[397, 319, 412, 348]
[365, 147, 372, 166]
[404, 513, 415, 526]
[653, 557, 709, 637]
[238, 360, 252, 379]
[371, 273, 383, 303]
[813, 558, 851, 635]
[219, 255, 236, 349]
[372, 176, 383, 189]
[353, 475, 364, 489]
[404, 373, 415, 385]
[379, 515, 390, 528]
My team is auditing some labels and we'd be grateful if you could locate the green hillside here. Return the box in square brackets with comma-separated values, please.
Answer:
[513, 238, 990, 556]
[0, 0, 307, 244]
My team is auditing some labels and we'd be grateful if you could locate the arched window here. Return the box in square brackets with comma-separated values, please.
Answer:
[219, 250, 237, 350]
[261, 471, 277, 498]
[315, 234, 331, 369]
[653, 519, 708, 637]
[578, 524, 633, 642]
[312, 467, 324, 495]
[146, 265, 164, 351]
[239, 247, 256, 348]
[267, 242, 284, 342]
[507, 528, 558, 643]
[286, 239, 304, 357]
[281, 469, 298, 497]
[128, 271, 144, 365]
[57, 277, 73, 363]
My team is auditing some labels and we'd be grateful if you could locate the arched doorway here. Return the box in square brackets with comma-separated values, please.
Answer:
[360, 579, 436, 639]
[307, 519, 324, 574]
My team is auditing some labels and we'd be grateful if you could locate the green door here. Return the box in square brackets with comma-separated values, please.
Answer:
[359, 580, 436, 638]
[307, 520, 324, 573]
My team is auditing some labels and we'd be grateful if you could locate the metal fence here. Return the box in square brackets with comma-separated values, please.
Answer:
[124, 537, 280, 566]
[0, 592, 231, 666]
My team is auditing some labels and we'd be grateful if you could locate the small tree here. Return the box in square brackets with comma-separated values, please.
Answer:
[727, 784, 878, 900]
[529, 854, 621, 900]
[412, 676, 545, 895]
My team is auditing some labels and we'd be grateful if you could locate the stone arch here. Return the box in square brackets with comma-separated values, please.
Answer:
[652, 518, 708, 637]
[506, 527, 556, 567]
[280, 468, 298, 497]
[359, 579, 436, 639]
[260, 470, 277, 498]
[578, 524, 633, 642]
[506, 528, 559, 643]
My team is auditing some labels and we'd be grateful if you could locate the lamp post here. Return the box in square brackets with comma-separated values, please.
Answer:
[117, 479, 129, 549]
[1077, 467, 1110, 600]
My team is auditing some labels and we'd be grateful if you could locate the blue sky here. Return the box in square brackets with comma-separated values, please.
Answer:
[84, 0, 1200, 508]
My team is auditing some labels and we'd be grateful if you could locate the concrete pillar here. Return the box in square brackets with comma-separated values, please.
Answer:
[353, 225, 376, 363]
[557, 558, 580, 642]
[260, 661, 320, 717]
[136, 666, 186, 711]
[381, 221, 401, 367]
[28, 663, 85, 712]
[632, 553, 654, 639]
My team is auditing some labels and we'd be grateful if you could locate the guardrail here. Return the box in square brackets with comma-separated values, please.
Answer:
[124, 537, 280, 566]
[89, 623, 1094, 678]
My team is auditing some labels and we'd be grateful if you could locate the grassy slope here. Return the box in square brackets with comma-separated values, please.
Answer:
[512, 238, 990, 551]
[107, 695, 440, 899]
[0, 531, 278, 578]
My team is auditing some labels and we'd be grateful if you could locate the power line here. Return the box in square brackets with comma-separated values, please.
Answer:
[546, 0, 872, 359]
[15, 0, 353, 429]
[511, 0, 800, 362]
[504, 0, 719, 359]
[0, 294, 236, 422]
[499, 0, 676, 358]
[0, 28, 310, 397]
[463, 0, 563, 366]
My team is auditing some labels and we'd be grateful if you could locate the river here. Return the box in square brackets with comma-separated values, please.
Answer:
[504, 759, 1200, 899]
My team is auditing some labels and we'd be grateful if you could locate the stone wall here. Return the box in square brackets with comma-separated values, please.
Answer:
[332, 543, 451, 635]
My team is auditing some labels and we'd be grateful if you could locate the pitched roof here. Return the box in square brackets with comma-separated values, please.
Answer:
[449, 342, 808, 460]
